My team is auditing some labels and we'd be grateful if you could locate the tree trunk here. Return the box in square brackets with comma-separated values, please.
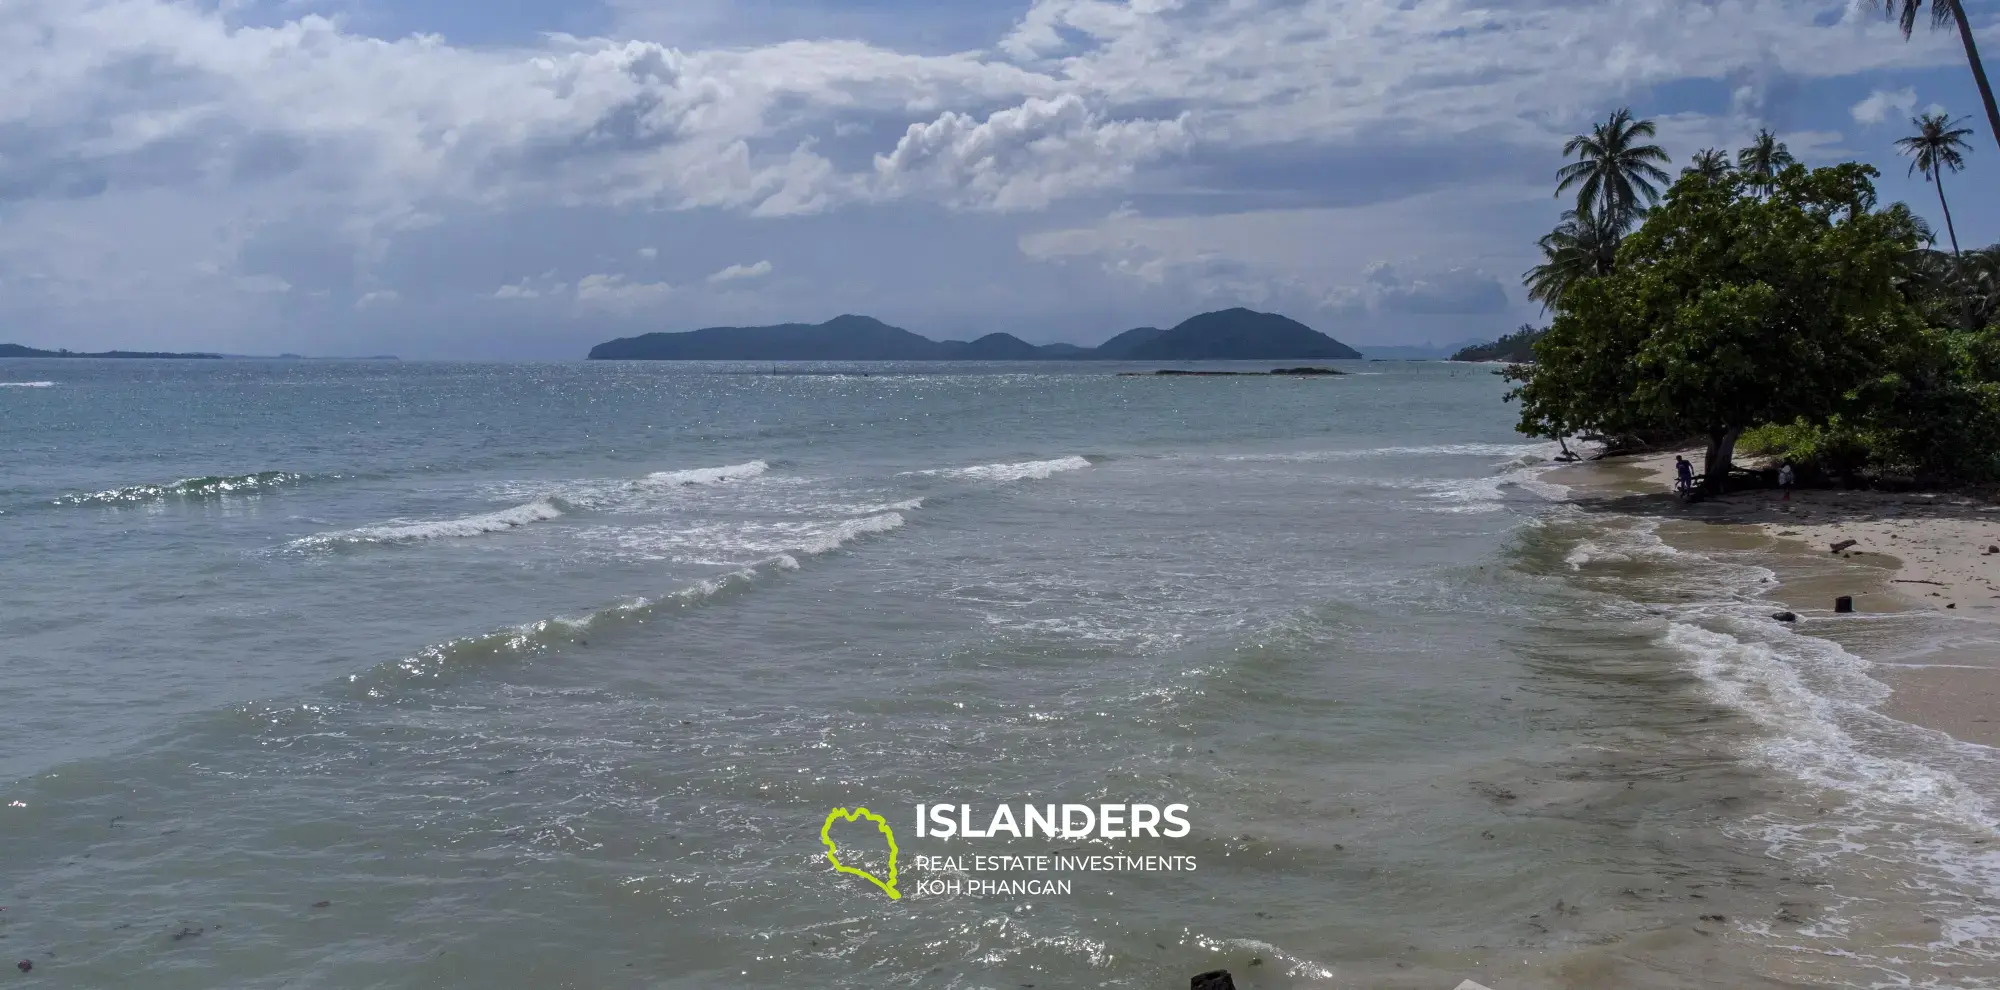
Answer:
[1935, 167, 1963, 257]
[1702, 427, 1741, 494]
[1946, 0, 2000, 156]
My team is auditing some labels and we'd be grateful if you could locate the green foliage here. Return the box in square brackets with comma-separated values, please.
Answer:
[1508, 162, 1921, 485]
[1451, 325, 1545, 363]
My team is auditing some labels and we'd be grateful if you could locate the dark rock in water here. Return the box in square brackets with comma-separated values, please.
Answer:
[1190, 970, 1236, 990]
[1268, 366, 1345, 376]
[1987, 545, 1998, 554]
[1829, 539, 1858, 554]
[16, 960, 30, 973]
[1772, 611, 1798, 622]
[1835, 595, 1854, 614]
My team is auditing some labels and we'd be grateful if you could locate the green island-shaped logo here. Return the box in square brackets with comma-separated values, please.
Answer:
[821, 806, 900, 900]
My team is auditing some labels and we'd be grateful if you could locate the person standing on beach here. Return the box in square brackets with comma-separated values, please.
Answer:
[1778, 460, 1795, 501]
[1675, 456, 1694, 497]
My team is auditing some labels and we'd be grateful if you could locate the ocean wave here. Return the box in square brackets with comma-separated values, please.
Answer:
[792, 512, 905, 555]
[54, 471, 314, 506]
[292, 497, 568, 548]
[640, 460, 769, 487]
[912, 456, 1092, 483]
[0, 381, 55, 388]
[348, 511, 906, 690]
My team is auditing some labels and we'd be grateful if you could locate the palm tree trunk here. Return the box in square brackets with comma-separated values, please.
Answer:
[1945, 0, 2000, 155]
[1935, 167, 1964, 256]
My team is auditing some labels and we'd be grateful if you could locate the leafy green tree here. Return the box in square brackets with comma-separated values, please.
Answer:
[1882, 0, 2000, 155]
[1895, 111, 1974, 256]
[1508, 163, 1921, 491]
[1684, 148, 1733, 181]
[1736, 129, 1796, 197]
[1555, 108, 1671, 229]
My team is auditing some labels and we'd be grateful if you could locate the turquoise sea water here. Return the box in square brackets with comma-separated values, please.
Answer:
[4, 359, 2000, 989]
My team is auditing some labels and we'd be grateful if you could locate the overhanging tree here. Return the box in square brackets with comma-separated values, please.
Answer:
[1507, 163, 1920, 491]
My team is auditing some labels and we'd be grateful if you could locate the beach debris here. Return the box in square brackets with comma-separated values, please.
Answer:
[1830, 539, 1858, 554]
[1772, 612, 1798, 622]
[1190, 970, 1237, 990]
[1835, 596, 1854, 614]
[171, 927, 203, 942]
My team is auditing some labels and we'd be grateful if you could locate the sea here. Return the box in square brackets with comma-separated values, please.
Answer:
[3, 358, 2000, 990]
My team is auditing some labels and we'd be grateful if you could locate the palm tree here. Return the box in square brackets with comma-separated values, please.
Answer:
[1683, 148, 1733, 181]
[1736, 129, 1796, 197]
[1882, 0, 2000, 156]
[1895, 111, 1974, 257]
[1555, 108, 1672, 230]
[1523, 209, 1621, 311]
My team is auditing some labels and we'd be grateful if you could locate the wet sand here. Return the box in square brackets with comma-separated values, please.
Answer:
[1577, 447, 2000, 749]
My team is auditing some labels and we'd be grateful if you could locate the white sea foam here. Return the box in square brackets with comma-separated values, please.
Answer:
[792, 512, 905, 555]
[0, 381, 55, 388]
[641, 460, 769, 487]
[294, 498, 567, 547]
[913, 456, 1092, 483]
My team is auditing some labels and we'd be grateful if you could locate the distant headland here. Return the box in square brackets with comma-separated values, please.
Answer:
[0, 344, 224, 359]
[0, 345, 399, 360]
[587, 308, 1364, 361]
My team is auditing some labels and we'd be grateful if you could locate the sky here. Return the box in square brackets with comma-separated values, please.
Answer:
[2, 0, 1997, 358]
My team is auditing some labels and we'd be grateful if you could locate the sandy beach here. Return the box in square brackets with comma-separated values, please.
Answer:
[1578, 446, 2000, 747]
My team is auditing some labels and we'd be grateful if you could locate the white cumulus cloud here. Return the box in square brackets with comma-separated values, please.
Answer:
[707, 260, 774, 283]
[1852, 87, 1919, 125]
[575, 273, 674, 311]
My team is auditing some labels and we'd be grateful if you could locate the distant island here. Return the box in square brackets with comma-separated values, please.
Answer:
[1, 344, 224, 359]
[1449, 325, 1544, 363]
[587, 308, 1364, 362]
[0, 345, 398, 360]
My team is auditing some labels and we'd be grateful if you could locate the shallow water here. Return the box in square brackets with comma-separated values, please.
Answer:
[2, 358, 1998, 989]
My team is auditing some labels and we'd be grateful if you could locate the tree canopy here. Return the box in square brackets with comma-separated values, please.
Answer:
[1508, 163, 1923, 488]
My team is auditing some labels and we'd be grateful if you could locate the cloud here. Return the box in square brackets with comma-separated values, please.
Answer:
[707, 260, 773, 283]
[638, 246, 658, 259]
[575, 273, 673, 311]
[235, 274, 293, 294]
[355, 289, 399, 308]
[874, 95, 1193, 211]
[0, 0, 1980, 353]
[1852, 87, 1919, 126]
[1333, 263, 1509, 316]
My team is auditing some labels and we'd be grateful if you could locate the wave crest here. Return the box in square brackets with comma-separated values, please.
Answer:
[641, 460, 768, 487]
[55, 471, 313, 506]
[914, 456, 1092, 484]
[292, 498, 568, 548]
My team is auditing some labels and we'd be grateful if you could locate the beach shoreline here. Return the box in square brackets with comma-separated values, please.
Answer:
[1568, 446, 2000, 748]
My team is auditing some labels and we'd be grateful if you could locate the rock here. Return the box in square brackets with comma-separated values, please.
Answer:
[1772, 612, 1798, 622]
[1835, 595, 1854, 614]
[1191, 970, 1237, 990]
[1830, 539, 1858, 554]
[1949, 603, 1958, 609]
[311, 901, 331, 909]
[1988, 546, 1998, 554]
[15, 960, 29, 973]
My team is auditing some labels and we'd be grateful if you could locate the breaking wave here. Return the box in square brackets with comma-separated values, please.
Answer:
[291, 498, 569, 548]
[54, 471, 315, 506]
[640, 460, 769, 487]
[0, 381, 55, 388]
[912, 456, 1093, 484]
